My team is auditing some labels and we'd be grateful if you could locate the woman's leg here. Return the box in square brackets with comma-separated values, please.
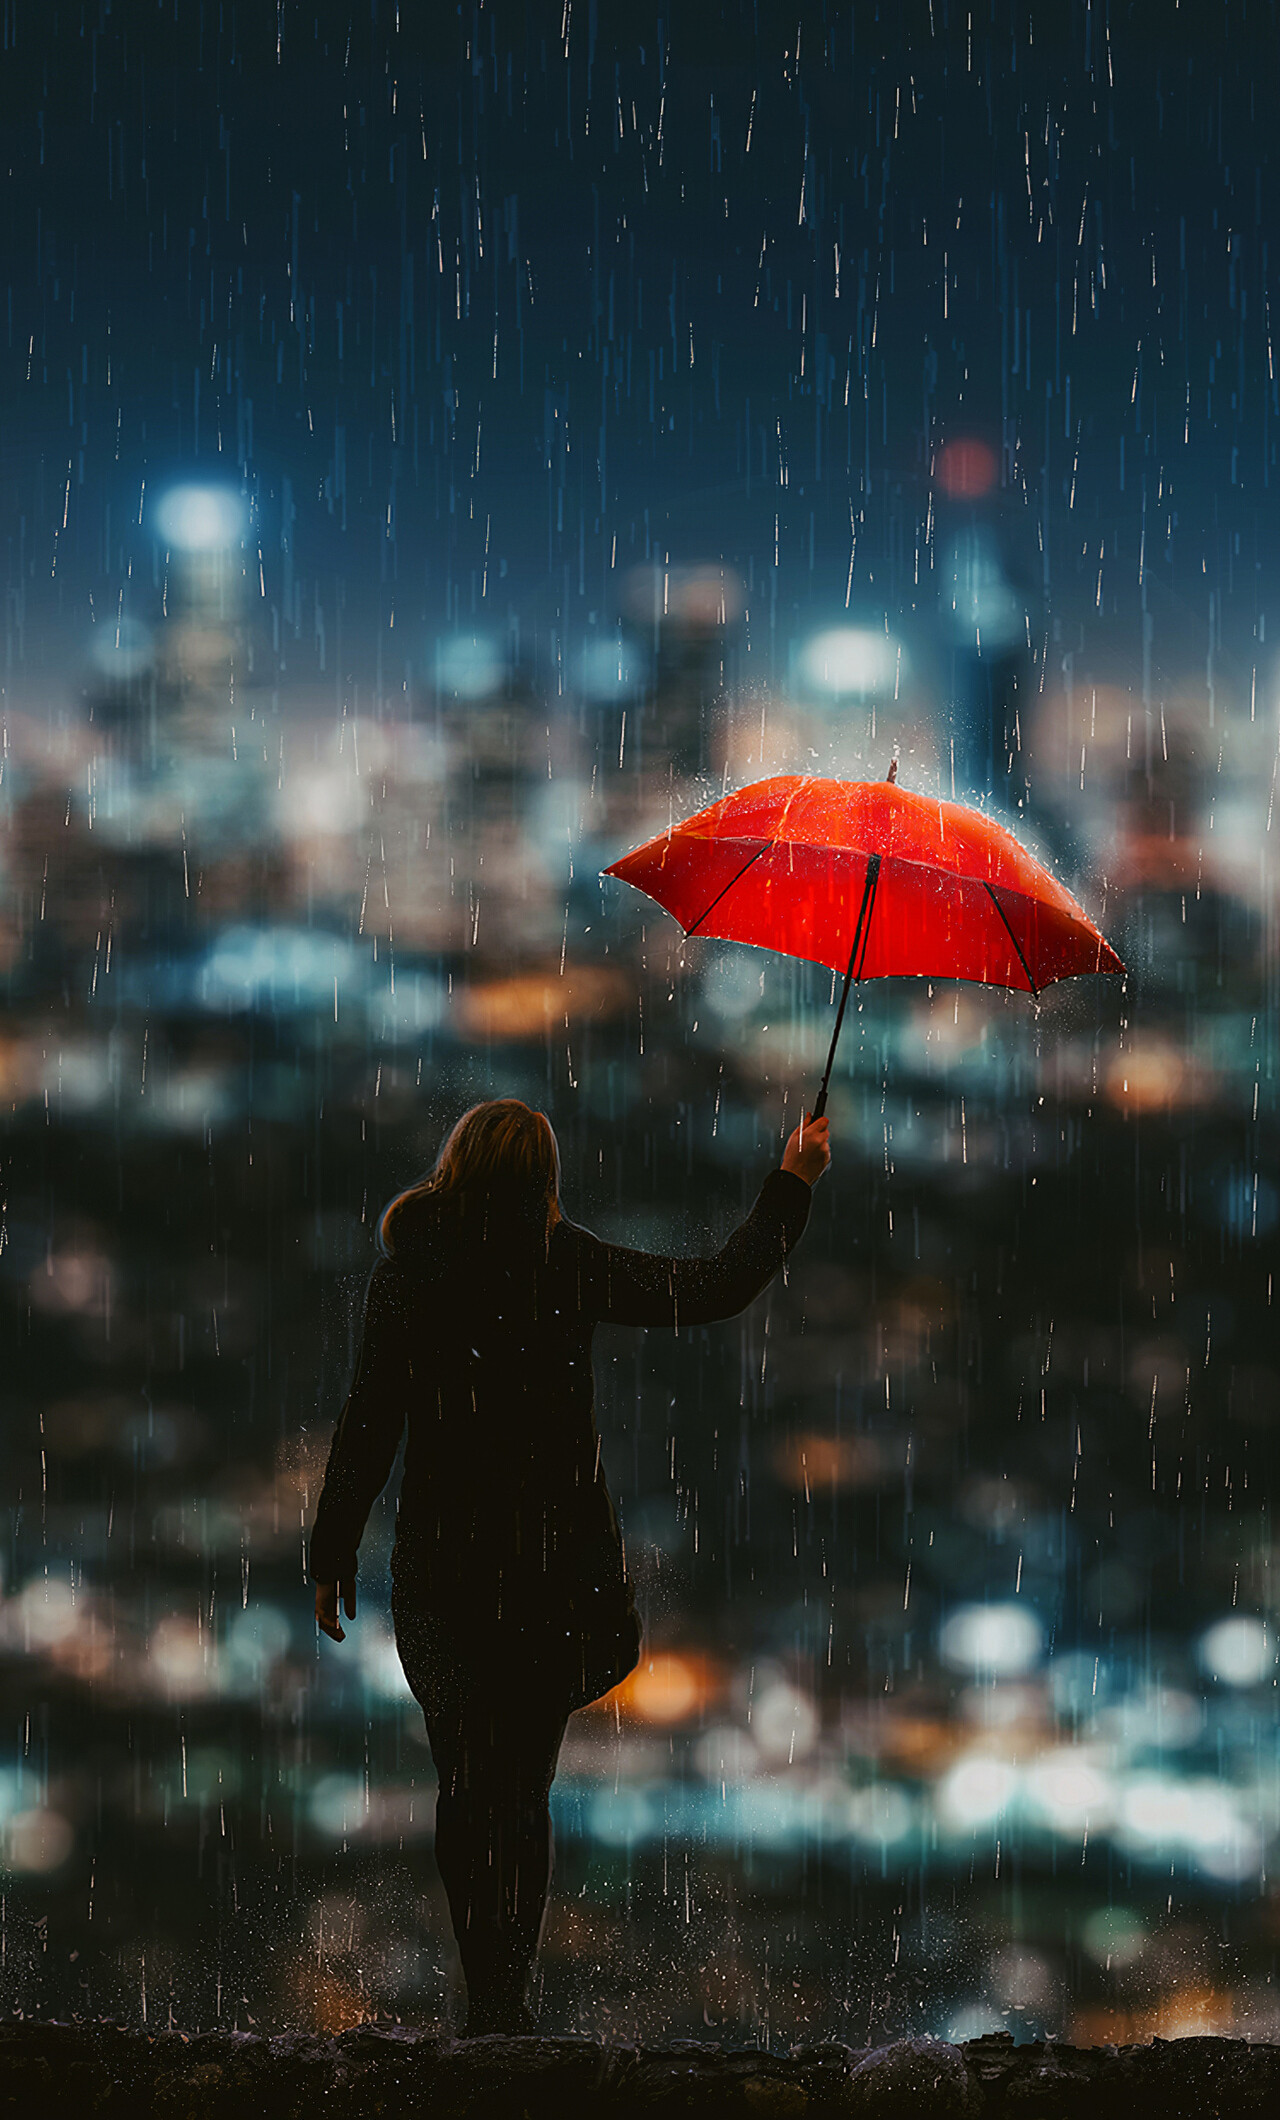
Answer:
[394, 1595, 570, 2032]
[427, 1678, 569, 2032]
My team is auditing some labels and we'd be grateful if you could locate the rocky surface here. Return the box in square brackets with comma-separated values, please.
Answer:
[3, 2024, 1280, 2117]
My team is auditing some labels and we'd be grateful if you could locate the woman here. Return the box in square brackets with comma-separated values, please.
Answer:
[309, 1097, 829, 2035]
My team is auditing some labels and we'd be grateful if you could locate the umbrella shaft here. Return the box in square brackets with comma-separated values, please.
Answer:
[812, 853, 881, 1120]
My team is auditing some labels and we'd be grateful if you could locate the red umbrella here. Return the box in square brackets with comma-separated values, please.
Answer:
[604, 770, 1125, 1116]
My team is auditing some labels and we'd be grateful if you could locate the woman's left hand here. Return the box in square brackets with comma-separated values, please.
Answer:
[316, 1579, 356, 1642]
[782, 1113, 831, 1185]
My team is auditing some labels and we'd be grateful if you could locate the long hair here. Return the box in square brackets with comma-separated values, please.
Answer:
[377, 1099, 561, 1258]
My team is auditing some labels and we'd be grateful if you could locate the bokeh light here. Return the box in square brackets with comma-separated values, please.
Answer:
[1198, 1616, 1275, 1688]
[937, 1754, 1019, 1829]
[939, 1603, 1045, 1677]
[936, 437, 999, 499]
[154, 484, 245, 552]
[434, 634, 505, 698]
[797, 627, 900, 698]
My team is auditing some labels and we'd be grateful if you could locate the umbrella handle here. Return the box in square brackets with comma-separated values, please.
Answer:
[811, 853, 881, 1123]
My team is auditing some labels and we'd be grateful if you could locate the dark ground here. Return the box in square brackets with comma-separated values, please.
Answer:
[5, 2023, 1280, 2117]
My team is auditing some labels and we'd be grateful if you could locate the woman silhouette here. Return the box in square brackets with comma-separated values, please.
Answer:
[309, 1097, 828, 2035]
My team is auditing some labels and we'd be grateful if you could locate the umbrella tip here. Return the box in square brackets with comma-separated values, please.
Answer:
[885, 757, 899, 784]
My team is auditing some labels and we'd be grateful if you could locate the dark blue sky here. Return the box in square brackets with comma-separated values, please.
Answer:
[0, 1, 1274, 704]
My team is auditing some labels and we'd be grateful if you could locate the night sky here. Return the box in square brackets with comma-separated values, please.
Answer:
[4, 4, 1273, 703]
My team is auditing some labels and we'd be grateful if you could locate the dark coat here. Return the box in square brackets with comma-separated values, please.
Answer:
[308, 1166, 811, 1700]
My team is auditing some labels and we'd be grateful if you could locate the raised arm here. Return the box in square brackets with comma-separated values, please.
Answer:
[308, 1260, 413, 1588]
[578, 1144, 818, 1330]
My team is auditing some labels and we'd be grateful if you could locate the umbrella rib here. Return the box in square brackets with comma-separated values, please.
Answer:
[983, 881, 1039, 997]
[684, 843, 771, 937]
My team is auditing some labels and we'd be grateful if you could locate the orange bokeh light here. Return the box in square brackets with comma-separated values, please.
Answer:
[610, 1651, 718, 1725]
[773, 1432, 883, 1493]
[456, 964, 628, 1041]
[1071, 1987, 1239, 2047]
[1104, 1037, 1216, 1114]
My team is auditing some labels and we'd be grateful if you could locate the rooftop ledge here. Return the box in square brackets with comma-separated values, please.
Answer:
[3, 2022, 1280, 2118]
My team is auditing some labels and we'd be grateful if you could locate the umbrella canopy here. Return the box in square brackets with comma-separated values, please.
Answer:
[604, 773, 1124, 1114]
[605, 774, 1123, 993]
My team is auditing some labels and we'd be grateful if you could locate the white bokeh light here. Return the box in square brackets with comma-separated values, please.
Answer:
[199, 926, 360, 1012]
[155, 484, 244, 552]
[937, 1754, 1019, 1829]
[939, 1602, 1044, 1677]
[17, 1579, 80, 1648]
[692, 1724, 760, 1785]
[6, 1808, 74, 1874]
[1117, 1772, 1259, 1880]
[752, 1682, 819, 1763]
[149, 1616, 217, 1699]
[798, 626, 900, 697]
[846, 1782, 915, 1846]
[1025, 1750, 1114, 1832]
[1198, 1615, 1275, 1687]
[1106, 1684, 1203, 1750]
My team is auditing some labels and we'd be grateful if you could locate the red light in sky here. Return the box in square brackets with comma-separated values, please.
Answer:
[937, 438, 998, 499]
